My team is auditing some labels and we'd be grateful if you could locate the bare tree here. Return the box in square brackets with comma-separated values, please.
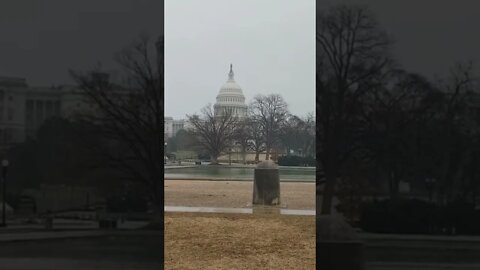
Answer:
[187, 105, 239, 164]
[250, 94, 289, 161]
[279, 114, 302, 156]
[317, 4, 393, 214]
[245, 115, 266, 162]
[279, 114, 315, 157]
[361, 69, 439, 199]
[435, 61, 477, 204]
[69, 35, 163, 216]
[234, 118, 251, 164]
[298, 113, 316, 157]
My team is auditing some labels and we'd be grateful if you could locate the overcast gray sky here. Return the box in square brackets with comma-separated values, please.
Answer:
[2, 0, 479, 116]
[165, 0, 316, 119]
[318, 0, 480, 80]
[0, 0, 163, 86]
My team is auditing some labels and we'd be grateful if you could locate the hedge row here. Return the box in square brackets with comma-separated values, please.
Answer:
[360, 199, 480, 235]
[278, 155, 315, 166]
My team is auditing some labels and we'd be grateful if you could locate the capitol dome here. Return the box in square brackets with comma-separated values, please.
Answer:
[214, 64, 247, 118]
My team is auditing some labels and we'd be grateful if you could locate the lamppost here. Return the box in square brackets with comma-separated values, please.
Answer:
[425, 177, 436, 202]
[164, 142, 167, 164]
[1, 159, 8, 227]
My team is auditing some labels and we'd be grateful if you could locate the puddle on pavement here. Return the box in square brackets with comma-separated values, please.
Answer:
[164, 206, 315, 216]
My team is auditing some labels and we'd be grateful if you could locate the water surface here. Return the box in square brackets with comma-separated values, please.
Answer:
[164, 166, 315, 182]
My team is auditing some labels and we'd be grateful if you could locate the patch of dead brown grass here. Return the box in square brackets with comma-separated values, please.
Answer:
[165, 180, 315, 209]
[165, 212, 315, 270]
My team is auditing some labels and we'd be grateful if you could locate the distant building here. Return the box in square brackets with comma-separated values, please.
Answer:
[172, 119, 184, 135]
[0, 75, 108, 152]
[164, 117, 186, 139]
[164, 117, 173, 139]
[213, 64, 247, 118]
[164, 64, 248, 140]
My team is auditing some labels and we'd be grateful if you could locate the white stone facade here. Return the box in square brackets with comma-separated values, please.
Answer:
[164, 117, 174, 139]
[0, 76, 114, 150]
[164, 117, 186, 139]
[213, 64, 247, 118]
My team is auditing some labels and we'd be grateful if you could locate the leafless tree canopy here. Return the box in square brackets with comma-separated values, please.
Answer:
[435, 62, 477, 203]
[250, 94, 289, 160]
[244, 113, 266, 162]
[317, 4, 393, 214]
[280, 113, 315, 158]
[360, 69, 439, 198]
[233, 118, 252, 164]
[187, 105, 239, 164]
[317, 4, 392, 86]
[69, 36, 163, 212]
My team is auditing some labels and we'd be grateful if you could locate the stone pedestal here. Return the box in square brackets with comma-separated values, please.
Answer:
[253, 160, 280, 205]
[317, 215, 365, 270]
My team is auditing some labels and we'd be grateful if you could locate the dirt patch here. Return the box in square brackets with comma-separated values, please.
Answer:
[165, 180, 315, 209]
[165, 212, 315, 270]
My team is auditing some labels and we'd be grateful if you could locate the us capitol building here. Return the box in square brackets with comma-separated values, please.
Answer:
[213, 64, 247, 118]
[165, 64, 247, 138]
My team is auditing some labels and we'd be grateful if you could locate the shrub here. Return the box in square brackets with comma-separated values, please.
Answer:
[360, 198, 480, 235]
[360, 199, 437, 234]
[106, 194, 148, 212]
[278, 155, 315, 166]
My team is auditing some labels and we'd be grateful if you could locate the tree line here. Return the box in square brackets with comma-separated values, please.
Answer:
[173, 94, 315, 165]
[317, 4, 480, 215]
[5, 36, 163, 221]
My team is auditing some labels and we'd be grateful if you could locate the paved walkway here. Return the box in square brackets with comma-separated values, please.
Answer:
[0, 230, 110, 242]
[0, 229, 160, 242]
[367, 262, 480, 270]
[164, 165, 197, 169]
[0, 219, 148, 232]
[0, 258, 161, 270]
[165, 206, 315, 215]
[361, 232, 480, 242]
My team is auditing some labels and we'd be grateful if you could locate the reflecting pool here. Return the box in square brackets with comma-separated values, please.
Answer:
[164, 166, 315, 182]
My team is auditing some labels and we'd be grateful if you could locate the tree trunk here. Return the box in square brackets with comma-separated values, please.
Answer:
[321, 150, 338, 215]
[389, 170, 399, 200]
[255, 151, 260, 161]
[148, 186, 163, 227]
[211, 155, 218, 165]
[321, 170, 336, 215]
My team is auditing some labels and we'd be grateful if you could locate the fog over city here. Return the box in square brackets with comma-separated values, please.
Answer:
[165, 0, 316, 119]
